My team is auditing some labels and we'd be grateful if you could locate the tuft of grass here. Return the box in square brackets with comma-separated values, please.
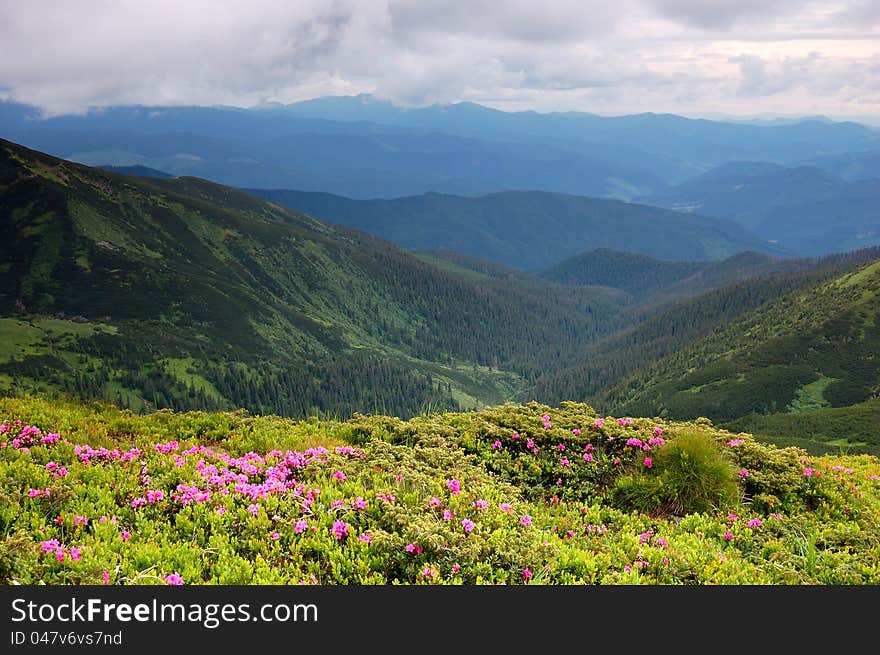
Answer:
[614, 428, 740, 515]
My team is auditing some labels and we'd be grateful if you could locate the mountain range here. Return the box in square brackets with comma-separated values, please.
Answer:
[2, 137, 879, 455]
[247, 188, 776, 270]
[643, 162, 880, 255]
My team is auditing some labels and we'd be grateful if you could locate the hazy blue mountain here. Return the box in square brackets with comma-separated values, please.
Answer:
[275, 94, 880, 167]
[642, 163, 880, 256]
[248, 188, 778, 270]
[808, 150, 880, 181]
[3, 120, 666, 200]
[3, 98, 878, 202]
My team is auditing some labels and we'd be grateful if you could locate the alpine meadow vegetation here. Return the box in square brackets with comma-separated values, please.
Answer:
[2, 396, 878, 585]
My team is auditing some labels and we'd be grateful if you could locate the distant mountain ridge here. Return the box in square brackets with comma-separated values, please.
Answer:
[2, 97, 878, 206]
[642, 162, 880, 256]
[248, 188, 778, 270]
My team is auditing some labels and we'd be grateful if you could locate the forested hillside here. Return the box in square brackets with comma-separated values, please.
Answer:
[0, 139, 623, 418]
[247, 188, 775, 270]
[600, 258, 880, 453]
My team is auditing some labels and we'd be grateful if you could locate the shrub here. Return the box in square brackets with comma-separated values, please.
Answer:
[613, 428, 739, 515]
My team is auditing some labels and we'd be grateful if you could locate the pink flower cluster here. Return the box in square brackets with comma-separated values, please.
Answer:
[331, 520, 350, 540]
[39, 539, 82, 562]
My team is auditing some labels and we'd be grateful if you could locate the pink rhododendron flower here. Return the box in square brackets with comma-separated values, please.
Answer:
[101, 571, 110, 585]
[40, 539, 60, 553]
[294, 519, 308, 534]
[331, 520, 350, 540]
[739, 469, 749, 478]
[500, 503, 513, 513]
[247, 504, 260, 516]
[582, 453, 594, 462]
[472, 499, 489, 511]
[461, 519, 475, 533]
[354, 496, 368, 510]
[451, 564, 461, 574]
[557, 443, 566, 451]
[269, 532, 280, 540]
[427, 496, 442, 508]
[542, 414, 551, 422]
[626, 438, 644, 448]
[332, 470, 347, 482]
[120, 531, 131, 542]
[592, 418, 605, 429]
[522, 568, 533, 582]
[728, 439, 745, 447]
[421, 566, 438, 579]
[653, 427, 663, 436]
[572, 428, 581, 436]
[643, 457, 653, 468]
[358, 533, 372, 543]
[747, 518, 763, 529]
[442, 509, 455, 521]
[164, 573, 184, 585]
[445, 479, 461, 495]
[70, 547, 82, 561]
[405, 543, 423, 555]
[724, 532, 734, 541]
[491, 440, 502, 449]
[560, 458, 570, 468]
[618, 418, 633, 426]
[520, 515, 533, 527]
[803, 468, 817, 477]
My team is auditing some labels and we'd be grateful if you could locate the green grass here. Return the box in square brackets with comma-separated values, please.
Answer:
[788, 375, 836, 412]
[162, 358, 225, 403]
[0, 319, 43, 362]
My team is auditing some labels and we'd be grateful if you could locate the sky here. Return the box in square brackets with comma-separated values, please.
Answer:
[2, 0, 879, 121]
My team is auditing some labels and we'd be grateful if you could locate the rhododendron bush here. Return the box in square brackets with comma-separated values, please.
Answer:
[1, 396, 879, 585]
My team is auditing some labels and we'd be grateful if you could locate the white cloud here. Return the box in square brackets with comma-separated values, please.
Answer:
[0, 0, 877, 119]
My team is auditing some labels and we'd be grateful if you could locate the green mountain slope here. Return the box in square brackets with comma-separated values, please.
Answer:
[246, 188, 778, 270]
[0, 139, 621, 417]
[539, 248, 798, 300]
[600, 258, 880, 451]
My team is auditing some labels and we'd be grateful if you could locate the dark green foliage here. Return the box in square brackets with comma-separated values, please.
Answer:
[601, 259, 880, 445]
[726, 399, 880, 456]
[530, 249, 880, 410]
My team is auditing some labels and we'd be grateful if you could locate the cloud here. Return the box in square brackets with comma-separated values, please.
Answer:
[645, 0, 805, 30]
[0, 1, 877, 119]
